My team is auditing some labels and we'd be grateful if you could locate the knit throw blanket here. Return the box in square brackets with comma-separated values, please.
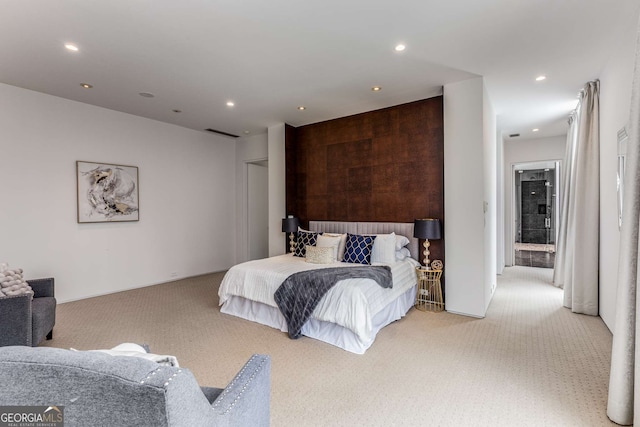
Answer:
[274, 266, 393, 339]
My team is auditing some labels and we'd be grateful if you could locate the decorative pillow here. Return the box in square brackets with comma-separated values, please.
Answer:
[294, 228, 320, 257]
[324, 233, 347, 261]
[371, 233, 397, 264]
[305, 246, 334, 264]
[74, 343, 180, 367]
[343, 234, 377, 265]
[316, 234, 342, 261]
[395, 247, 411, 261]
[0, 268, 33, 298]
[396, 234, 410, 250]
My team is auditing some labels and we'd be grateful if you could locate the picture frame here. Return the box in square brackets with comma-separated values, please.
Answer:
[76, 161, 139, 223]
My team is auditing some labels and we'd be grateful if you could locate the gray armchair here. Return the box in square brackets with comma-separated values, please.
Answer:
[0, 346, 271, 426]
[0, 278, 56, 347]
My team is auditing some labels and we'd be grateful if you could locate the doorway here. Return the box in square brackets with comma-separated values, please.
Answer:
[247, 160, 269, 261]
[513, 161, 560, 269]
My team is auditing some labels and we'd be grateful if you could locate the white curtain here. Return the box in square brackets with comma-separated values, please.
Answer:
[607, 20, 640, 426]
[552, 81, 600, 316]
[552, 113, 577, 289]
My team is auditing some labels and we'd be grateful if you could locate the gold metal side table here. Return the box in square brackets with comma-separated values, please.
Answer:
[415, 267, 444, 312]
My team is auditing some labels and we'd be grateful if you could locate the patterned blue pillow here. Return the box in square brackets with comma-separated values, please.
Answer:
[294, 230, 319, 257]
[343, 234, 377, 265]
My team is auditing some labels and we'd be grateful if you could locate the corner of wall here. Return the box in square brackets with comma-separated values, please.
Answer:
[267, 124, 287, 257]
[443, 77, 488, 318]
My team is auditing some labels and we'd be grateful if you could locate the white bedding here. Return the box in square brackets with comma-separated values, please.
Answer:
[218, 253, 419, 345]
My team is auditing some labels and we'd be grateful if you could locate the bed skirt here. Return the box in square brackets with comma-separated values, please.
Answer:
[220, 285, 417, 354]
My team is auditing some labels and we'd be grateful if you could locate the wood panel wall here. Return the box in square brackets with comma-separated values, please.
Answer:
[285, 96, 444, 263]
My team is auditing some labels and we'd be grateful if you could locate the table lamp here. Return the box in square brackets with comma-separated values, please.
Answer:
[282, 216, 300, 253]
[414, 218, 442, 269]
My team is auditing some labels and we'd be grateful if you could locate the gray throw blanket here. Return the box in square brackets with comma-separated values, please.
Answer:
[274, 266, 393, 339]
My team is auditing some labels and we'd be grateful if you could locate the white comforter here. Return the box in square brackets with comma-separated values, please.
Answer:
[218, 254, 419, 342]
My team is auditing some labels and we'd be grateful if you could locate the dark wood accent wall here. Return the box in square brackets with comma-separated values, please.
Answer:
[285, 96, 444, 263]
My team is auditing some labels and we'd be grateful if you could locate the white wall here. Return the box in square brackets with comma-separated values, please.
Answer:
[444, 77, 491, 318]
[267, 124, 287, 257]
[598, 16, 637, 332]
[503, 135, 566, 266]
[0, 83, 237, 303]
[235, 133, 268, 262]
[483, 83, 498, 310]
[496, 132, 505, 274]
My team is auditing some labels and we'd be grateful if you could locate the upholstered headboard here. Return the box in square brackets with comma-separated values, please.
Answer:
[309, 221, 419, 261]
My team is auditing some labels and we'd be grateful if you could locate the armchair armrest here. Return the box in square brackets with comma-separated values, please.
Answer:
[27, 278, 54, 298]
[0, 295, 32, 346]
[210, 354, 271, 427]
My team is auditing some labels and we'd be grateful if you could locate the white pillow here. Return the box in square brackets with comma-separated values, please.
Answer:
[74, 343, 180, 367]
[0, 268, 33, 298]
[396, 234, 410, 250]
[323, 233, 347, 261]
[317, 234, 342, 261]
[395, 247, 411, 261]
[305, 246, 334, 264]
[371, 233, 397, 264]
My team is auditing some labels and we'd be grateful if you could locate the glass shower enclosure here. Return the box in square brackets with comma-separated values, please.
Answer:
[514, 167, 557, 246]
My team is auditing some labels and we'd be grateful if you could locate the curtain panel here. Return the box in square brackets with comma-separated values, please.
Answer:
[607, 18, 640, 426]
[552, 81, 600, 316]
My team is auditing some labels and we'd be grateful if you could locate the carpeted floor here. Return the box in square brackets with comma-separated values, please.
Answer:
[44, 266, 614, 426]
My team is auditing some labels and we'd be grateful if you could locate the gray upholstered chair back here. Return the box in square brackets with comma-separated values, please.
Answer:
[0, 346, 271, 427]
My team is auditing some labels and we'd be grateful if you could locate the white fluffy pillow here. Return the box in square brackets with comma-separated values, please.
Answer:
[323, 233, 347, 261]
[0, 268, 33, 298]
[395, 247, 411, 261]
[74, 343, 180, 367]
[305, 246, 334, 264]
[371, 233, 397, 264]
[317, 234, 342, 261]
[396, 234, 410, 250]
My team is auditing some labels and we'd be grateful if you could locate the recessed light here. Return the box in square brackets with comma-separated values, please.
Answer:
[532, 128, 539, 132]
[535, 75, 546, 81]
[243, 130, 251, 135]
[298, 106, 306, 110]
[65, 44, 79, 51]
[226, 101, 235, 107]
[395, 44, 406, 52]
[139, 92, 155, 98]
[172, 109, 182, 113]
[80, 83, 93, 89]
[372, 86, 381, 91]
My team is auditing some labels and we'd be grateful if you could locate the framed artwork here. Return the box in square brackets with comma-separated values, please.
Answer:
[76, 161, 139, 223]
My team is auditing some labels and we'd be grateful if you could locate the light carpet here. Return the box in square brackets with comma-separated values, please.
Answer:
[44, 266, 614, 426]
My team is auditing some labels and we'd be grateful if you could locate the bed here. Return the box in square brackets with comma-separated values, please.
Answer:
[218, 221, 421, 354]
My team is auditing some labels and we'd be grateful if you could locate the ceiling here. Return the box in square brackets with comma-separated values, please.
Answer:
[1, 1, 638, 140]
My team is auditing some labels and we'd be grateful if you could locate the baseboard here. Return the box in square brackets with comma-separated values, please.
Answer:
[57, 270, 227, 304]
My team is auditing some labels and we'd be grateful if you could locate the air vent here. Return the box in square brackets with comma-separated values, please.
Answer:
[205, 128, 239, 138]
[509, 133, 520, 138]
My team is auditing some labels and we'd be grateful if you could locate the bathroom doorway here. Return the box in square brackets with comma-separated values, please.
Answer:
[513, 161, 560, 268]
